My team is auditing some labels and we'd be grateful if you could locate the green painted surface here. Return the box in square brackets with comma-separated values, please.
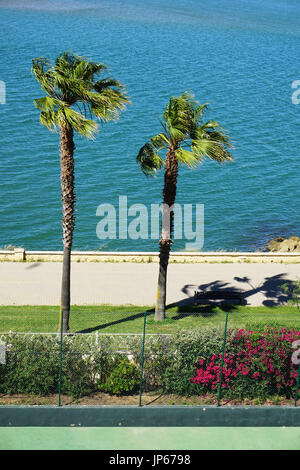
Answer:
[1, 427, 300, 450]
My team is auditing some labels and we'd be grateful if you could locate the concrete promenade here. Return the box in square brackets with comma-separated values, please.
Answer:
[0, 261, 299, 306]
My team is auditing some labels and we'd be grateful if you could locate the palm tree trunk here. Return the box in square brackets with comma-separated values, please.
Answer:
[61, 246, 71, 332]
[155, 147, 178, 321]
[60, 122, 75, 333]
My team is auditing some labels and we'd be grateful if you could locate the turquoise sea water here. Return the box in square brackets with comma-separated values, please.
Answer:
[0, 0, 300, 251]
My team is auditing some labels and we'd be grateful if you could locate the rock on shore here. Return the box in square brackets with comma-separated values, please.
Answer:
[266, 236, 300, 252]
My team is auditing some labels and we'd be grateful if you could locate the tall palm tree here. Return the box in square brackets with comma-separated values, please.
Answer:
[32, 51, 129, 332]
[137, 92, 233, 321]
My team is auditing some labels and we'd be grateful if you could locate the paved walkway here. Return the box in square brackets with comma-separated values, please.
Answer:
[0, 262, 299, 306]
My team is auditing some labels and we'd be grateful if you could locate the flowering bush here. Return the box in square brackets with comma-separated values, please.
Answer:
[190, 328, 300, 399]
[161, 327, 234, 395]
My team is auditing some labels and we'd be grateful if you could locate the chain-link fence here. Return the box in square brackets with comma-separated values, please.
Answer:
[1, 302, 300, 406]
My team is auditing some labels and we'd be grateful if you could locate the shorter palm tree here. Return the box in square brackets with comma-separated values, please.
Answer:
[32, 51, 129, 332]
[137, 91, 234, 321]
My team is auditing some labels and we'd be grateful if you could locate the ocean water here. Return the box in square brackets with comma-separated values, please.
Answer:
[0, 0, 300, 252]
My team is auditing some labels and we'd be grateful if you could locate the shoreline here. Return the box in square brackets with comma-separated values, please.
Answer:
[1, 248, 300, 264]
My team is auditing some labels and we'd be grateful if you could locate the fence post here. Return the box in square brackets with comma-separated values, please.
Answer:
[58, 309, 64, 407]
[138, 311, 147, 407]
[217, 311, 229, 407]
[294, 360, 300, 407]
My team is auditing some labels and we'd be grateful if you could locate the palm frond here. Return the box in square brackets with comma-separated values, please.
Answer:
[192, 137, 233, 162]
[33, 96, 64, 113]
[175, 148, 202, 168]
[137, 142, 164, 176]
[33, 96, 65, 131]
[94, 78, 125, 93]
[73, 58, 108, 82]
[61, 107, 98, 139]
[150, 133, 170, 151]
[137, 91, 234, 175]
[87, 88, 129, 121]
[32, 58, 57, 98]
[194, 102, 209, 120]
[32, 51, 129, 136]
[162, 91, 200, 143]
[39, 109, 60, 131]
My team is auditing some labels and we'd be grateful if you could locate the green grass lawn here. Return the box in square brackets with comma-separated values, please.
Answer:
[1, 304, 300, 334]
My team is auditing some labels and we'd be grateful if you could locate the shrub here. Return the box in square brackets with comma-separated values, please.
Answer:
[128, 335, 172, 392]
[0, 334, 59, 396]
[101, 355, 140, 396]
[0, 333, 115, 398]
[59, 342, 95, 399]
[190, 328, 300, 399]
[60, 334, 115, 398]
[160, 327, 236, 395]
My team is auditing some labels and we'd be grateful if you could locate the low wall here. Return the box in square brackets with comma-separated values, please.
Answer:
[1, 405, 300, 427]
[0, 249, 300, 263]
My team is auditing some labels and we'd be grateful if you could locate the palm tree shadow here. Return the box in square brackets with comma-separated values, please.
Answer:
[76, 273, 296, 332]
[164, 274, 296, 320]
[258, 274, 296, 307]
[76, 309, 155, 334]
[166, 280, 242, 320]
[25, 263, 42, 269]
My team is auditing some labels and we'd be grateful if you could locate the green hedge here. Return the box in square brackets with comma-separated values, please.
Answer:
[0, 327, 298, 400]
[0, 334, 138, 398]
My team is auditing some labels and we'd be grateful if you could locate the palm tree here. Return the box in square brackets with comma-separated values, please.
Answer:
[32, 51, 129, 332]
[137, 92, 233, 321]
